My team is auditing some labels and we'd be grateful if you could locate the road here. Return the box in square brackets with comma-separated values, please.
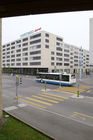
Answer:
[2, 74, 93, 140]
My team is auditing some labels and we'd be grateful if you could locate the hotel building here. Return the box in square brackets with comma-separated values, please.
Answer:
[2, 28, 90, 75]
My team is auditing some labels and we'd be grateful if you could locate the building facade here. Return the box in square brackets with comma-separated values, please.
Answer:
[2, 29, 90, 75]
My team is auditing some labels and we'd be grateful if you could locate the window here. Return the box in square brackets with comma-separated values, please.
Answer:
[70, 61, 73, 63]
[64, 49, 69, 53]
[11, 55, 15, 58]
[74, 64, 78, 66]
[11, 46, 15, 49]
[7, 48, 10, 50]
[16, 49, 21, 53]
[7, 60, 10, 62]
[3, 45, 5, 48]
[2, 49, 5, 51]
[30, 62, 41, 65]
[29, 56, 41, 60]
[16, 54, 21, 57]
[22, 57, 28, 61]
[51, 57, 54, 60]
[16, 58, 21, 61]
[30, 45, 41, 50]
[51, 51, 54, 55]
[74, 56, 78, 58]
[11, 59, 15, 62]
[7, 44, 10, 46]
[30, 39, 41, 45]
[23, 63, 28, 66]
[45, 45, 49, 48]
[30, 50, 41, 55]
[11, 42, 15, 45]
[62, 75, 69, 82]
[56, 57, 62, 61]
[56, 63, 62, 66]
[70, 66, 73, 68]
[30, 33, 41, 39]
[7, 56, 10, 58]
[51, 62, 54, 66]
[11, 50, 15, 54]
[56, 37, 63, 42]
[16, 63, 21, 66]
[23, 37, 28, 42]
[56, 47, 62, 51]
[23, 48, 28, 51]
[64, 54, 69, 57]
[16, 40, 21, 43]
[23, 52, 28, 56]
[16, 45, 21, 49]
[7, 52, 10, 54]
[56, 52, 62, 56]
[64, 58, 69, 61]
[22, 43, 28, 46]
[45, 39, 49, 43]
[64, 63, 69, 66]
[74, 60, 78, 62]
[11, 63, 15, 66]
[70, 53, 73, 55]
[45, 33, 49, 37]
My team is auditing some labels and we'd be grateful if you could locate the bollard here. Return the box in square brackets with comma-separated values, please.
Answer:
[77, 90, 79, 97]
[16, 75, 19, 99]
[45, 85, 47, 92]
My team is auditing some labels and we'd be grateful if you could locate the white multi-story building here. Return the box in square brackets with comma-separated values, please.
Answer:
[2, 28, 90, 75]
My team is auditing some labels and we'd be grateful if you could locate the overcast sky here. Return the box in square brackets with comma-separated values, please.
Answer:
[2, 10, 93, 50]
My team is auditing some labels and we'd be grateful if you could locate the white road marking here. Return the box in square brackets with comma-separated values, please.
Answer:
[4, 106, 18, 111]
[17, 103, 27, 107]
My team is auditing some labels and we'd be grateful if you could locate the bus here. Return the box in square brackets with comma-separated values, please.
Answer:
[36, 72, 76, 86]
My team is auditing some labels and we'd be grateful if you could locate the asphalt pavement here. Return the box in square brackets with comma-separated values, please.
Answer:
[2, 73, 93, 140]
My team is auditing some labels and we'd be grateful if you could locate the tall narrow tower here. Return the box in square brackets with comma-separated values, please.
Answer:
[89, 18, 93, 65]
[0, 18, 2, 118]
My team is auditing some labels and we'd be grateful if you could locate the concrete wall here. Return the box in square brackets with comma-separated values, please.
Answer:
[0, 18, 2, 117]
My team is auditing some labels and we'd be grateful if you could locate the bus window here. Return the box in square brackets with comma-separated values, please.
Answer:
[62, 75, 69, 81]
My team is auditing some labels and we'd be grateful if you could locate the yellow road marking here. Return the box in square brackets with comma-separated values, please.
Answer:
[74, 112, 93, 119]
[19, 95, 22, 97]
[43, 92, 69, 99]
[70, 113, 86, 120]
[19, 98, 46, 109]
[54, 89, 75, 94]
[39, 94, 64, 101]
[86, 90, 91, 93]
[26, 97, 52, 106]
[32, 95, 58, 103]
[55, 87, 85, 93]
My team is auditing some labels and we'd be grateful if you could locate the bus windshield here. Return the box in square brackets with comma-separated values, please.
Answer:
[71, 74, 75, 79]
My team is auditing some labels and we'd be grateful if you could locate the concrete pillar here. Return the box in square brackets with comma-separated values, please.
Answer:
[0, 18, 2, 117]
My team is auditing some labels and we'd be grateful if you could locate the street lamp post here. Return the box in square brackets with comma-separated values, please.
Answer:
[79, 46, 82, 80]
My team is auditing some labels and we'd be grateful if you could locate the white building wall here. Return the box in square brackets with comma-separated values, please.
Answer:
[2, 30, 90, 74]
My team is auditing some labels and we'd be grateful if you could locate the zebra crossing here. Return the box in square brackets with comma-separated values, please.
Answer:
[19, 91, 69, 109]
